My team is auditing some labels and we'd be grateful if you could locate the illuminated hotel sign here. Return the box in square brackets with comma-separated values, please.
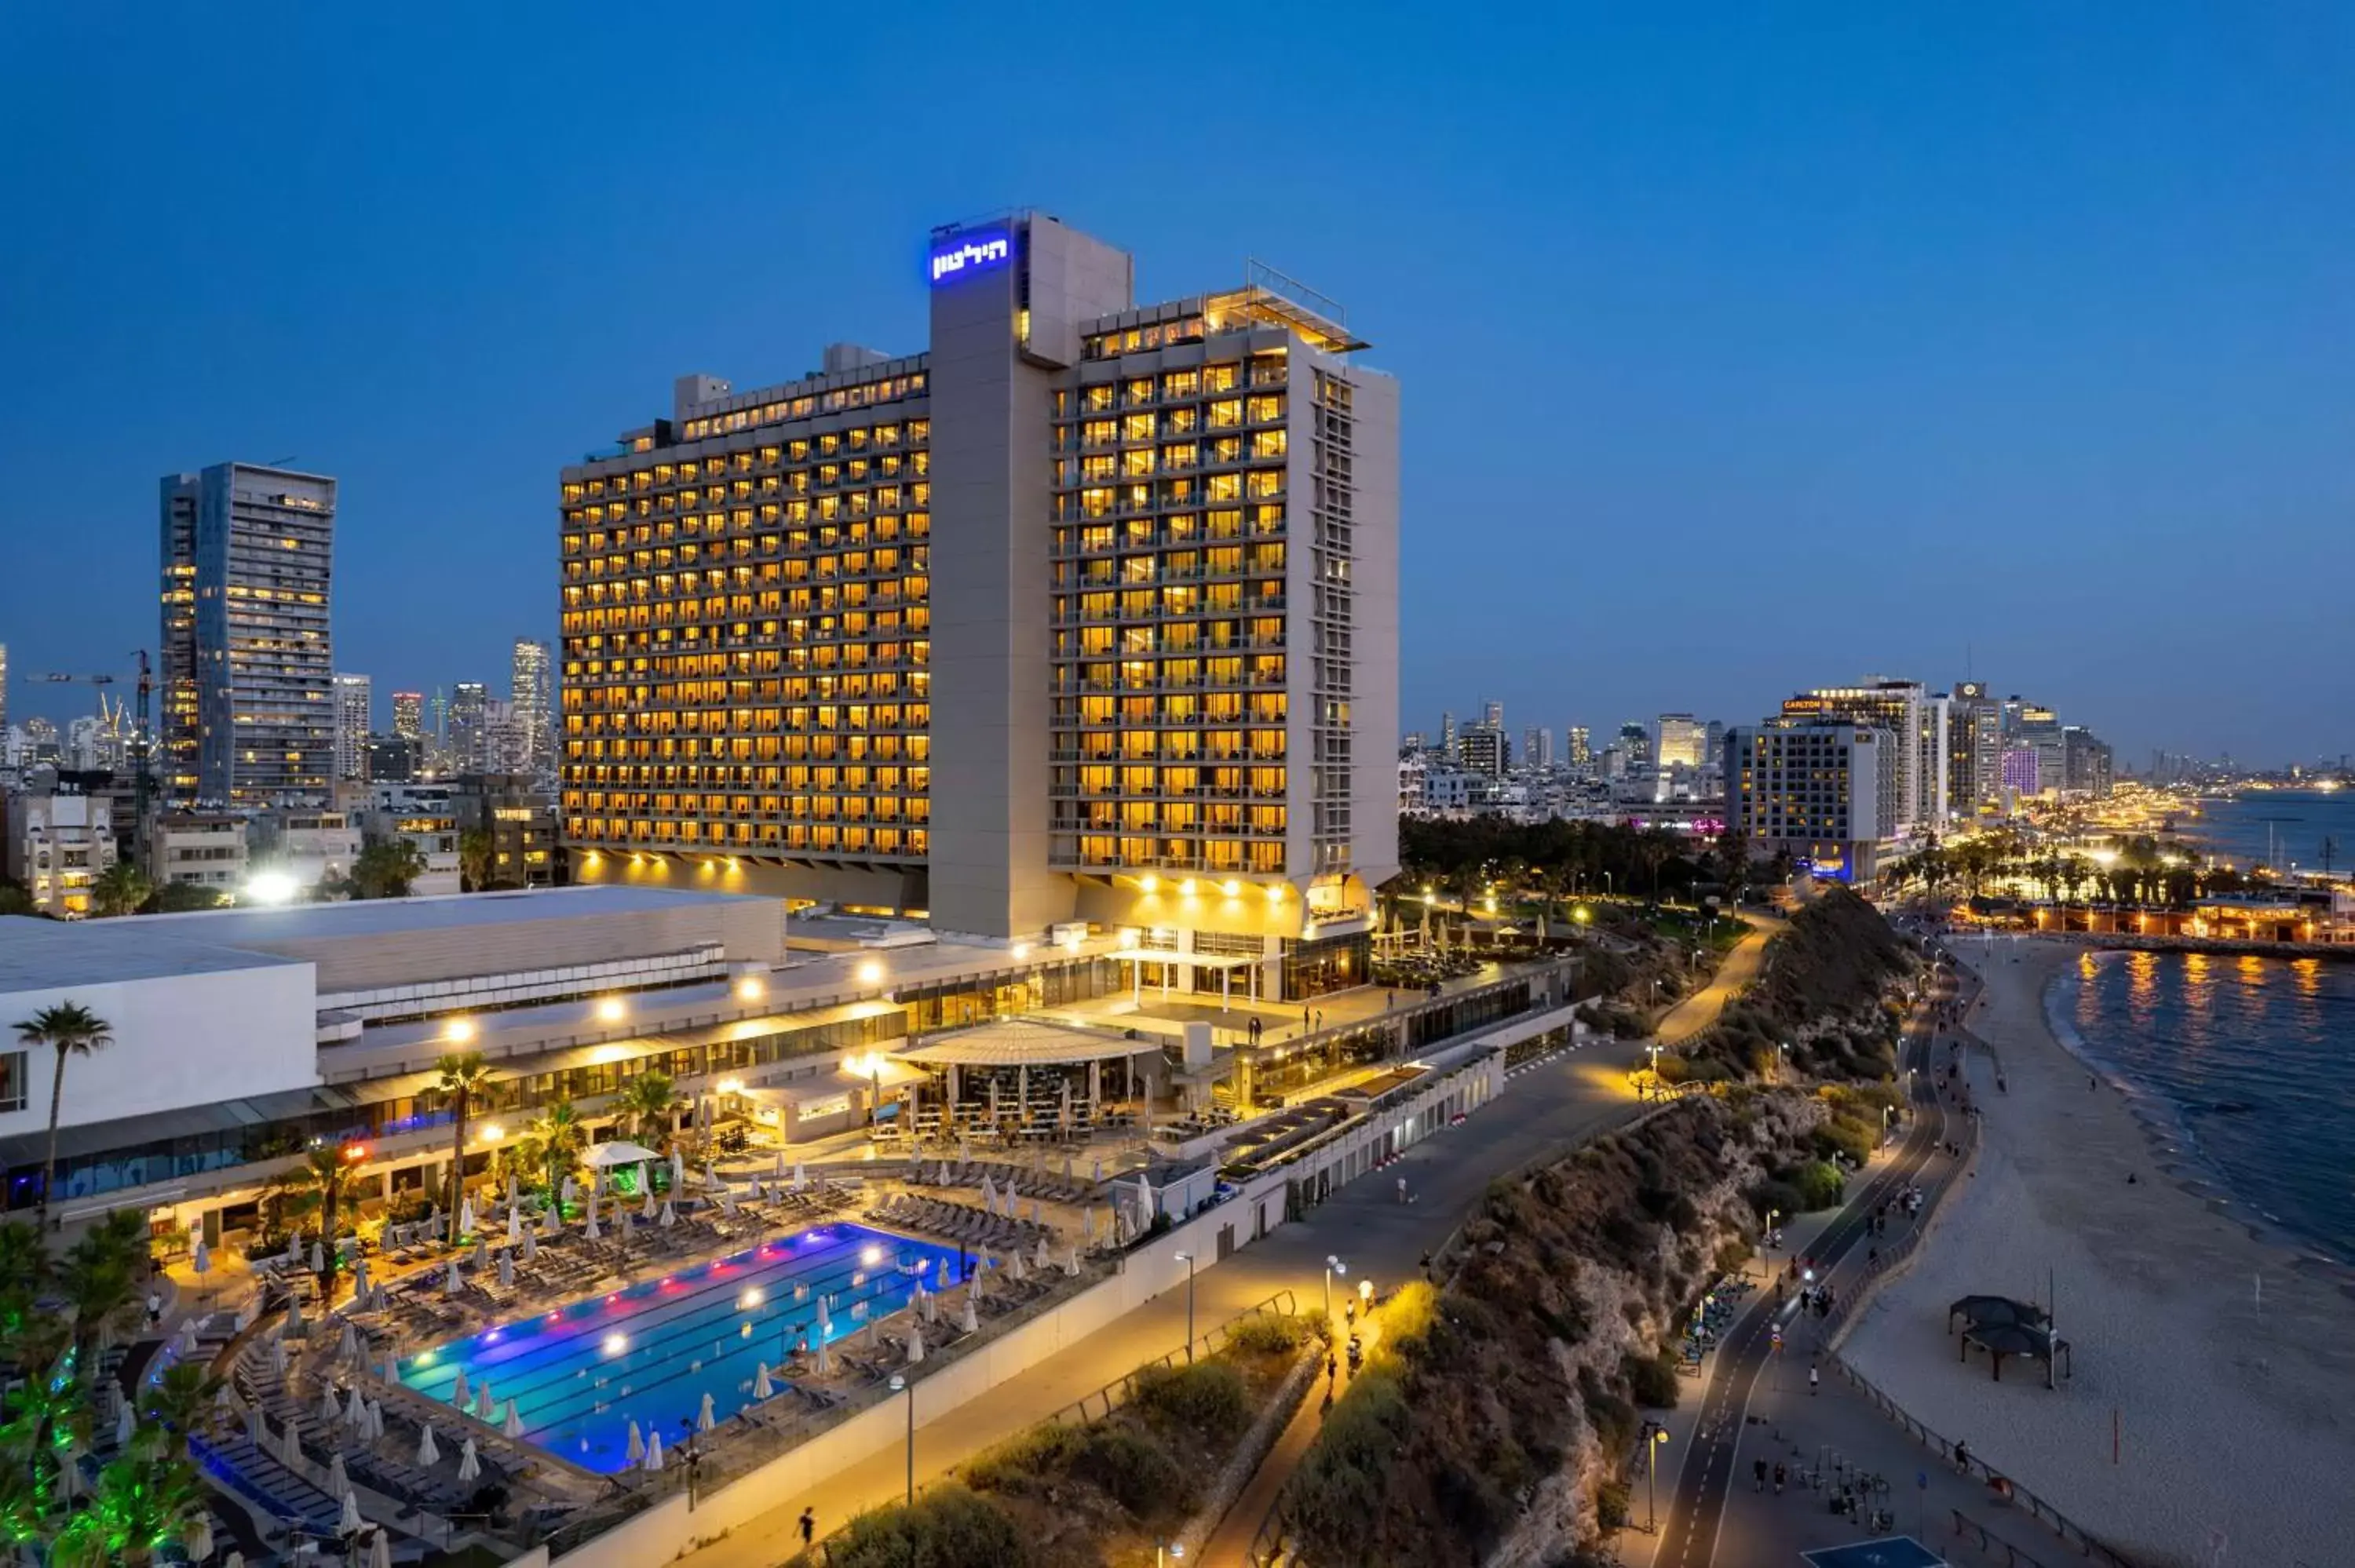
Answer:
[929, 230, 1013, 284]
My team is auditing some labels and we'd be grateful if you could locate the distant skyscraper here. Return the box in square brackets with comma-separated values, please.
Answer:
[334, 673, 372, 782]
[0, 642, 8, 735]
[1481, 699, 1503, 730]
[1521, 725, 1554, 770]
[1459, 723, 1508, 779]
[509, 637, 553, 781]
[1566, 726, 1592, 767]
[1619, 721, 1652, 766]
[450, 681, 488, 774]
[1656, 713, 1705, 770]
[159, 463, 336, 808]
[1440, 711, 1458, 760]
[392, 690, 424, 743]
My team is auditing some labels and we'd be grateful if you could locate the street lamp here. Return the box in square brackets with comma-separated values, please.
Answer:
[1174, 1251, 1196, 1362]
[1323, 1254, 1346, 1322]
[1640, 1420, 1670, 1531]
[1158, 1544, 1186, 1567]
[888, 1373, 914, 1505]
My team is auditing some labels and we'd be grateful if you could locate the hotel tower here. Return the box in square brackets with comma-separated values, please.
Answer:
[560, 213, 1398, 991]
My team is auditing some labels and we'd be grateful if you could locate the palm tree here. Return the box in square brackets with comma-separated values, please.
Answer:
[57, 1226, 144, 1368]
[345, 837, 428, 899]
[50, 1448, 206, 1568]
[433, 1051, 493, 1244]
[531, 1100, 586, 1198]
[89, 862, 152, 919]
[135, 1360, 224, 1464]
[617, 1073, 681, 1152]
[295, 1143, 360, 1298]
[15, 1003, 112, 1234]
[458, 827, 495, 892]
[0, 1220, 53, 1338]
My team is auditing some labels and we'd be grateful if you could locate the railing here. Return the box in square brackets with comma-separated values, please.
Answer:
[1952, 1508, 2060, 1567]
[1835, 1362, 2137, 1568]
[1044, 1290, 1298, 1427]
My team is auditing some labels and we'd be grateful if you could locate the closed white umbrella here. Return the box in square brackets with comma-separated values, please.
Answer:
[641, 1182, 658, 1219]
[319, 1384, 344, 1422]
[285, 1294, 306, 1337]
[327, 1451, 349, 1499]
[561, 1174, 579, 1205]
[115, 1399, 134, 1449]
[339, 1490, 363, 1538]
[473, 1234, 488, 1270]
[286, 1234, 302, 1264]
[458, 1198, 476, 1237]
[309, 1240, 326, 1277]
[696, 1391, 715, 1433]
[814, 1336, 832, 1375]
[522, 1227, 539, 1264]
[497, 1250, 514, 1289]
[444, 1257, 464, 1296]
[283, 1420, 306, 1469]
[915, 1282, 934, 1324]
[906, 1327, 926, 1366]
[270, 1335, 290, 1376]
[584, 1201, 602, 1242]
[1034, 1236, 1052, 1271]
[1064, 1245, 1082, 1277]
[703, 1160, 718, 1192]
[371, 1523, 394, 1568]
[184, 1514, 214, 1563]
[816, 1299, 832, 1340]
[1028, 1199, 1042, 1227]
[506, 1172, 519, 1212]
[367, 1398, 385, 1441]
[641, 1431, 666, 1472]
[349, 1254, 368, 1298]
[345, 1386, 368, 1430]
[718, 1188, 738, 1216]
[670, 1147, 686, 1190]
[1009, 1249, 1028, 1282]
[541, 1202, 560, 1238]
[417, 1422, 440, 1467]
[658, 1199, 677, 1229]
[753, 1362, 774, 1399]
[978, 1174, 997, 1212]
[216, 1383, 237, 1418]
[626, 1420, 644, 1464]
[475, 1382, 495, 1422]
[502, 1398, 524, 1439]
[224, 1552, 246, 1568]
[792, 1161, 808, 1193]
[506, 1206, 522, 1246]
[960, 1294, 979, 1333]
[456, 1437, 480, 1483]
[339, 1321, 360, 1361]
[450, 1369, 470, 1409]
[1092, 1157, 1104, 1183]
[772, 1150, 787, 1180]
[1082, 1207, 1097, 1242]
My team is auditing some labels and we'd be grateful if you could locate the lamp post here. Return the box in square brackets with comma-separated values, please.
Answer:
[1158, 1544, 1186, 1568]
[888, 1373, 913, 1504]
[1323, 1254, 1345, 1325]
[1641, 1420, 1670, 1531]
[1174, 1251, 1196, 1362]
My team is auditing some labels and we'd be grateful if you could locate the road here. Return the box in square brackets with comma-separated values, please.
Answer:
[731, 1031, 1652, 1568]
[1651, 958, 1970, 1568]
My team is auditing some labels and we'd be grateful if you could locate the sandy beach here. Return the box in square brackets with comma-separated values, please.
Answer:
[1842, 936, 2355, 1568]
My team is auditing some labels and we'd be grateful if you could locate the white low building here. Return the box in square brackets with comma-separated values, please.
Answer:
[144, 811, 250, 894]
[4, 788, 116, 917]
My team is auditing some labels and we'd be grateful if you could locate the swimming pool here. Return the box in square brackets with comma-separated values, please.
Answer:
[397, 1223, 966, 1472]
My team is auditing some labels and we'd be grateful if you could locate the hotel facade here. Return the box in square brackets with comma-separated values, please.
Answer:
[560, 213, 1399, 1001]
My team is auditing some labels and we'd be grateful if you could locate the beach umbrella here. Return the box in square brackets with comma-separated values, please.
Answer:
[475, 1382, 495, 1422]
[216, 1383, 237, 1418]
[584, 1206, 602, 1242]
[635, 1164, 651, 1205]
[814, 1336, 833, 1375]
[703, 1161, 718, 1192]
[270, 1336, 290, 1376]
[498, 1250, 515, 1289]
[1082, 1207, 1096, 1243]
[286, 1234, 301, 1264]
[915, 1282, 934, 1324]
[1034, 1236, 1051, 1271]
[503, 1398, 525, 1439]
[816, 1299, 833, 1340]
[718, 1188, 738, 1216]
[754, 1362, 773, 1400]
[541, 1203, 560, 1238]
[642, 1431, 666, 1472]
[457, 1438, 480, 1483]
[371, 1525, 394, 1568]
[671, 1148, 686, 1192]
[327, 1452, 349, 1499]
[1064, 1246, 1082, 1277]
[906, 1329, 926, 1366]
[561, 1174, 579, 1204]
[115, 1399, 135, 1449]
[184, 1514, 214, 1563]
[976, 1246, 993, 1276]
[473, 1234, 488, 1270]
[641, 1183, 658, 1219]
[960, 1295, 979, 1334]
[522, 1227, 539, 1264]
[1062, 1150, 1075, 1182]
[339, 1321, 360, 1361]
[626, 1420, 645, 1464]
[285, 1296, 305, 1336]
[772, 1150, 787, 1180]
[309, 1240, 325, 1277]
[339, 1490, 363, 1538]
[444, 1258, 463, 1296]
[506, 1172, 519, 1212]
[697, 1391, 716, 1433]
[959, 1134, 971, 1164]
[417, 1422, 440, 1467]
[934, 1162, 950, 1186]
[1092, 1157, 1104, 1183]
[319, 1384, 344, 1422]
[345, 1386, 369, 1431]
[450, 1369, 470, 1409]
[506, 1206, 523, 1246]
[793, 1161, 809, 1193]
[619, 1210, 635, 1240]
[282, 1420, 306, 1470]
[349, 1254, 368, 1298]
[658, 1199, 677, 1229]
[934, 1257, 951, 1293]
[370, 1398, 387, 1440]
[1009, 1249, 1028, 1282]
[178, 1319, 202, 1355]
[459, 1198, 476, 1237]
[1028, 1199, 1042, 1227]
[978, 1174, 997, 1212]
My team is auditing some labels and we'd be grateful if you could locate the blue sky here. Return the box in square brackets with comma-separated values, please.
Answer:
[2, 4, 2349, 763]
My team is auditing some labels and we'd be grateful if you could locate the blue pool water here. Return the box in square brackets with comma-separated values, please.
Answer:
[398, 1223, 966, 1472]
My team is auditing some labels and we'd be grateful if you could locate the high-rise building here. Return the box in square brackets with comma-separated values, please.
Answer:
[1481, 699, 1503, 730]
[1655, 713, 1705, 770]
[1440, 711, 1458, 761]
[449, 682, 488, 775]
[1458, 724, 1507, 779]
[1565, 725, 1591, 767]
[1618, 721, 1652, 766]
[159, 463, 336, 808]
[0, 642, 8, 735]
[1521, 725, 1553, 771]
[1726, 723, 1893, 881]
[333, 673, 372, 782]
[1777, 679, 1944, 830]
[560, 214, 1399, 964]
[392, 690, 424, 743]
[510, 637, 554, 782]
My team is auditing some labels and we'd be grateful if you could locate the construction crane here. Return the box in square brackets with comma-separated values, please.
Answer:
[34, 652, 157, 820]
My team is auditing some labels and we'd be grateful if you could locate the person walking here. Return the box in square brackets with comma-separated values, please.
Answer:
[1754, 1457, 1768, 1492]
[1773, 1461, 1787, 1494]
[798, 1508, 815, 1549]
[1809, 1363, 1820, 1395]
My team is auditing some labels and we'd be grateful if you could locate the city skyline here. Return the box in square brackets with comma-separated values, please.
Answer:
[5, 8, 2352, 763]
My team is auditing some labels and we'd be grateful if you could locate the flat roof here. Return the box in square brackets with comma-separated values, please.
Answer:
[115, 885, 773, 943]
[0, 917, 305, 993]
[896, 1019, 1161, 1067]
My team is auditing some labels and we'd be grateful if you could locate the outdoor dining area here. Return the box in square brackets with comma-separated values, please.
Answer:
[889, 1019, 1165, 1149]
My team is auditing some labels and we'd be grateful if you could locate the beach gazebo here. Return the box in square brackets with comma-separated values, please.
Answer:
[1950, 1294, 2069, 1387]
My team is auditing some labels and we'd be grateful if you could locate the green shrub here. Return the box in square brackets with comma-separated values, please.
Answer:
[960, 1420, 1085, 1496]
[1225, 1312, 1309, 1356]
[1130, 1360, 1250, 1439]
[826, 1485, 1029, 1568]
[1792, 1159, 1845, 1211]
[1623, 1351, 1681, 1409]
[1072, 1425, 1188, 1519]
[1595, 1480, 1631, 1531]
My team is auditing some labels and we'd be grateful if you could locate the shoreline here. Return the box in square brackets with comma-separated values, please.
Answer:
[1841, 936, 2355, 1566]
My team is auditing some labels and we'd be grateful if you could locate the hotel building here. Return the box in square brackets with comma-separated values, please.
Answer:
[1725, 722, 1896, 881]
[1776, 678, 1947, 831]
[560, 213, 1399, 1001]
[159, 463, 338, 808]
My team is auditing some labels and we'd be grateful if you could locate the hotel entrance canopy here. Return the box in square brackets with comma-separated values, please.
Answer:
[894, 1019, 1159, 1067]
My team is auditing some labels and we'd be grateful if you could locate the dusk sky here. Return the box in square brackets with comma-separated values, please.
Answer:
[2, 5, 2349, 764]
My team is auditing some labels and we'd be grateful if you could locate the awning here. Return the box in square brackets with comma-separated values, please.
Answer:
[586, 1140, 663, 1168]
[1108, 950, 1257, 971]
[894, 1020, 1160, 1067]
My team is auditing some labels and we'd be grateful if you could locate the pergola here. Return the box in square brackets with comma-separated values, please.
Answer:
[1949, 1295, 2071, 1387]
